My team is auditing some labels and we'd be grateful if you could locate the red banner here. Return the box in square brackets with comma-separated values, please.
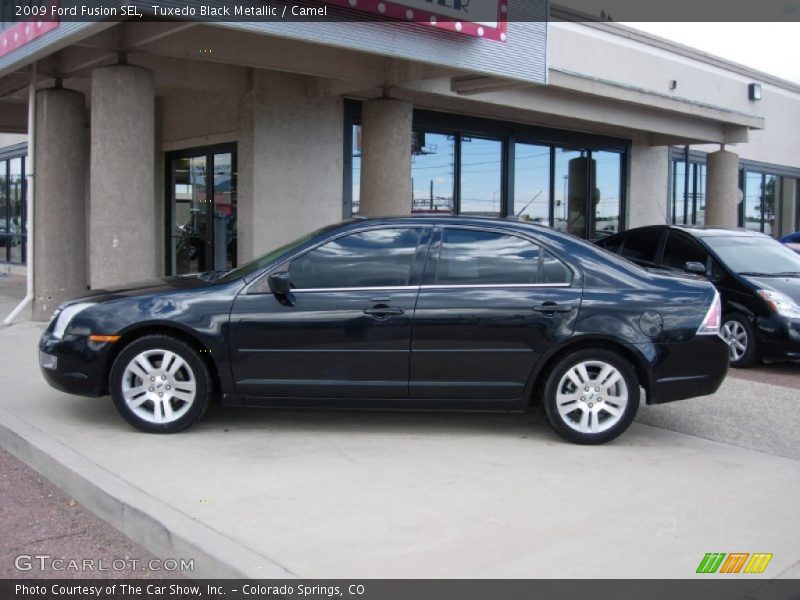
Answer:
[324, 0, 509, 41]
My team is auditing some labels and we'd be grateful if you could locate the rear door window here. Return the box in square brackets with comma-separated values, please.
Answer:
[433, 228, 572, 286]
[620, 230, 661, 264]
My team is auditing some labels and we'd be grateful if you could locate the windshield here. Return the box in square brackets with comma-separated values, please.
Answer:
[217, 222, 345, 283]
[703, 235, 800, 276]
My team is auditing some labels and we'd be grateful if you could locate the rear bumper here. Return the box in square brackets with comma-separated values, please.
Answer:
[646, 334, 730, 405]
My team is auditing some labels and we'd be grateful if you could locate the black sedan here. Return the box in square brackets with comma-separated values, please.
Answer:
[39, 217, 728, 444]
[597, 225, 800, 368]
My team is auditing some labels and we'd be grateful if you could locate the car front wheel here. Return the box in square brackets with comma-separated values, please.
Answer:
[109, 335, 211, 433]
[542, 349, 640, 444]
[721, 313, 758, 368]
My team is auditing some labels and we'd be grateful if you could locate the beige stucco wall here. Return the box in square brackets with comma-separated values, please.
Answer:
[0, 133, 26, 148]
[549, 22, 765, 126]
[695, 85, 800, 168]
[627, 139, 669, 228]
[246, 70, 344, 260]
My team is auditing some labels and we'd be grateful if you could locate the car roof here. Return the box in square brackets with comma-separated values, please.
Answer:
[608, 224, 769, 239]
[667, 225, 767, 238]
[347, 214, 555, 233]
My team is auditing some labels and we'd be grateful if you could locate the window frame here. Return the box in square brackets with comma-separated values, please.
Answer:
[421, 225, 576, 289]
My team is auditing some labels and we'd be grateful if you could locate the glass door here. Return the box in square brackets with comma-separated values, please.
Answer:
[167, 145, 237, 275]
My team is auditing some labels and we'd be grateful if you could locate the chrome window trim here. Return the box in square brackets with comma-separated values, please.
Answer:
[420, 283, 573, 290]
[289, 282, 574, 293]
[292, 285, 421, 294]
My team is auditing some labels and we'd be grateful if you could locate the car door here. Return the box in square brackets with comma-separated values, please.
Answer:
[228, 226, 431, 399]
[409, 226, 582, 401]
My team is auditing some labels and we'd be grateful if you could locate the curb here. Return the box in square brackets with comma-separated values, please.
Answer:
[0, 406, 297, 579]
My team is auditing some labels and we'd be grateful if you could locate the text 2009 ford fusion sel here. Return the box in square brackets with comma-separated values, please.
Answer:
[39, 217, 729, 444]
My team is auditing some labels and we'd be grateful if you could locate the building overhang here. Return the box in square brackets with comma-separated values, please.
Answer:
[392, 75, 758, 146]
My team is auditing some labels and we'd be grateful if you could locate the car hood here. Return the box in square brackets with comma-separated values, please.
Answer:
[67, 273, 229, 304]
[743, 274, 800, 300]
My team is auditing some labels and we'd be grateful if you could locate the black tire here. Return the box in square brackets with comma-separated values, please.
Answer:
[109, 335, 211, 433]
[721, 313, 759, 368]
[541, 348, 640, 445]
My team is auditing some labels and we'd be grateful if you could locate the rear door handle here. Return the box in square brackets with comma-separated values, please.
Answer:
[364, 307, 405, 317]
[532, 303, 574, 313]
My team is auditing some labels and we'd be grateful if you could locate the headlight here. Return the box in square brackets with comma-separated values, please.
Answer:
[51, 302, 94, 339]
[757, 290, 800, 319]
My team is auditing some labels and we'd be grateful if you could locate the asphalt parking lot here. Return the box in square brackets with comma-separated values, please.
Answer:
[0, 292, 798, 580]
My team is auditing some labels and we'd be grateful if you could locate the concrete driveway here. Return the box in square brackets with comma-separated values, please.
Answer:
[0, 295, 798, 579]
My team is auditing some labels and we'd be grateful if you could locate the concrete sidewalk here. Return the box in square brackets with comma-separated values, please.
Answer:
[0, 296, 799, 579]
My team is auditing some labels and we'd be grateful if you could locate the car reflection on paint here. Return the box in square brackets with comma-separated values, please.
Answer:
[39, 217, 728, 444]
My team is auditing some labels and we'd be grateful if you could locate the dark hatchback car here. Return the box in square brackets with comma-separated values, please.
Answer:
[597, 225, 800, 368]
[40, 217, 728, 444]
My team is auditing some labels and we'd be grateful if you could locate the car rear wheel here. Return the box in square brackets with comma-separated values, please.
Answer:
[542, 349, 639, 444]
[721, 313, 758, 368]
[109, 335, 211, 433]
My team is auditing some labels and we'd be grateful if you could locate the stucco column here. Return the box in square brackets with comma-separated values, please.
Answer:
[33, 87, 87, 320]
[705, 149, 740, 229]
[89, 64, 156, 288]
[358, 98, 412, 216]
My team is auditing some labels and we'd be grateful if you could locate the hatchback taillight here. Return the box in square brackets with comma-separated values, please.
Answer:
[697, 290, 722, 335]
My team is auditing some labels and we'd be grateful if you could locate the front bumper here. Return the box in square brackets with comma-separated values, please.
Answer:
[39, 328, 112, 397]
[647, 334, 730, 404]
[755, 314, 800, 363]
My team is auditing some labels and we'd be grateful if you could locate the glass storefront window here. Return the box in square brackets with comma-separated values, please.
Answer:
[168, 147, 237, 275]
[514, 143, 551, 225]
[459, 136, 503, 216]
[0, 160, 7, 257]
[0, 156, 26, 264]
[763, 174, 778, 235]
[592, 151, 622, 238]
[696, 164, 707, 224]
[411, 131, 454, 214]
[345, 107, 627, 239]
[744, 171, 781, 235]
[671, 160, 687, 225]
[669, 156, 706, 226]
[554, 148, 581, 235]
[352, 125, 361, 214]
[213, 152, 237, 271]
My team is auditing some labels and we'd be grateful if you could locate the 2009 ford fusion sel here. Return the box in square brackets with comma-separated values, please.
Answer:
[39, 217, 729, 444]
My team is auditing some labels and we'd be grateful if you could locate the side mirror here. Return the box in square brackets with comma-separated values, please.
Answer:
[684, 261, 707, 275]
[268, 271, 292, 295]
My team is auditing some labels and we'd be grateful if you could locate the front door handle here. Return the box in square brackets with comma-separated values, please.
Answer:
[532, 303, 574, 314]
[364, 307, 405, 317]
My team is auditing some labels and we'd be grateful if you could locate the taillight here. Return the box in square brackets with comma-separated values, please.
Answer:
[697, 290, 721, 335]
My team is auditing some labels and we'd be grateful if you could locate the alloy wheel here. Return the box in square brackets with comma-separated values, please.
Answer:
[121, 349, 197, 424]
[721, 320, 748, 362]
[555, 360, 629, 434]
